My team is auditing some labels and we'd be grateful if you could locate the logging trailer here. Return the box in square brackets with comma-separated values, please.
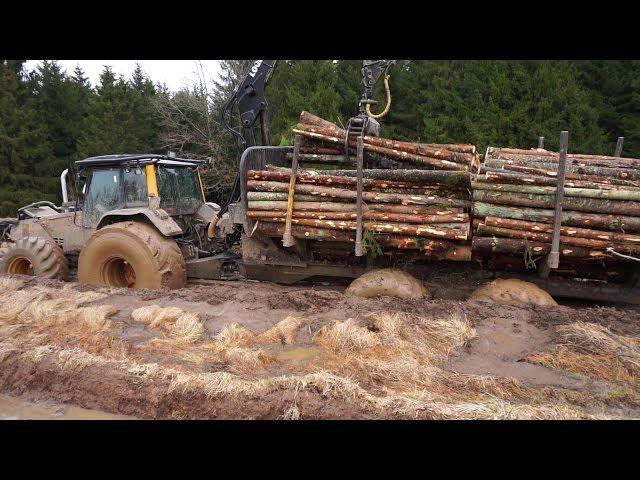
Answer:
[1, 60, 640, 303]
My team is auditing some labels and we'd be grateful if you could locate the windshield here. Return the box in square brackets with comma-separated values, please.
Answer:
[156, 165, 202, 215]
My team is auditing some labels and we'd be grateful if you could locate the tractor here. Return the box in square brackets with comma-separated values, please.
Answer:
[0, 154, 236, 289]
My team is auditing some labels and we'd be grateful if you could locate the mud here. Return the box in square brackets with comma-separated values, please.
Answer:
[0, 393, 132, 420]
[1, 274, 639, 419]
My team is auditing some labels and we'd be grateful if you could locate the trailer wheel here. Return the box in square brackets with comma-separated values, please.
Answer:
[0, 236, 69, 279]
[78, 221, 186, 290]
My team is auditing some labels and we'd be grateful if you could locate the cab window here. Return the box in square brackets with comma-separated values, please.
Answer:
[123, 167, 147, 208]
[83, 168, 122, 225]
[156, 165, 202, 215]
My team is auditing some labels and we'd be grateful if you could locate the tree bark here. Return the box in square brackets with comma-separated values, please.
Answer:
[472, 236, 609, 259]
[483, 216, 640, 243]
[253, 217, 468, 239]
[246, 210, 469, 224]
[255, 217, 471, 261]
[473, 189, 640, 215]
[286, 153, 355, 164]
[251, 168, 459, 190]
[482, 166, 640, 188]
[484, 170, 640, 189]
[473, 201, 640, 232]
[320, 168, 471, 187]
[247, 192, 353, 202]
[472, 181, 640, 200]
[298, 111, 474, 164]
[486, 156, 640, 172]
[374, 235, 472, 261]
[484, 158, 640, 180]
[476, 224, 640, 253]
[248, 179, 471, 207]
[249, 200, 464, 215]
[483, 161, 640, 183]
[292, 126, 466, 171]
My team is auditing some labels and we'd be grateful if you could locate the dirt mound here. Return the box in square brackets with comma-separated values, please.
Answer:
[346, 269, 431, 299]
[469, 279, 558, 306]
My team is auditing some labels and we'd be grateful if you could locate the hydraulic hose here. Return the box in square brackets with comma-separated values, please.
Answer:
[365, 75, 392, 119]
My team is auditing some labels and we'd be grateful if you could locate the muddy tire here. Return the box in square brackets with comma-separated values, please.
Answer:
[0, 236, 69, 279]
[346, 268, 431, 299]
[78, 221, 186, 290]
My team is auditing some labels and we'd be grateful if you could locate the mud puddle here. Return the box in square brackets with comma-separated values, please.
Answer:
[446, 315, 608, 392]
[0, 394, 133, 420]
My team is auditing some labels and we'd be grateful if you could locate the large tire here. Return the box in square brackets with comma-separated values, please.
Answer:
[0, 236, 69, 279]
[78, 221, 186, 290]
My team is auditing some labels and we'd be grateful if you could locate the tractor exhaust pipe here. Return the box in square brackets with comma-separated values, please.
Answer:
[60, 169, 69, 203]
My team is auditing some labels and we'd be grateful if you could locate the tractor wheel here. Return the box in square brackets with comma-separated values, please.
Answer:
[78, 221, 186, 290]
[0, 236, 69, 279]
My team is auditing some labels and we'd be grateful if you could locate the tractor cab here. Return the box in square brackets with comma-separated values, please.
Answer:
[74, 154, 207, 227]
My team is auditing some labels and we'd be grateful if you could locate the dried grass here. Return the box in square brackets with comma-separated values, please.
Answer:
[214, 323, 257, 348]
[314, 318, 381, 353]
[259, 316, 301, 345]
[77, 305, 118, 331]
[170, 313, 204, 343]
[0, 290, 48, 323]
[223, 347, 275, 371]
[132, 305, 185, 330]
[556, 322, 640, 373]
[0, 341, 18, 362]
[528, 346, 637, 387]
[0, 276, 24, 292]
[280, 404, 301, 420]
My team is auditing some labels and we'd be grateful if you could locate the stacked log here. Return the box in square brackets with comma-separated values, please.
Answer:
[249, 112, 476, 261]
[472, 146, 640, 267]
[289, 111, 481, 172]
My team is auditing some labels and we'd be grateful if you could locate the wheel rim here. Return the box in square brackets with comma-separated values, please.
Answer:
[8, 256, 34, 275]
[102, 257, 136, 288]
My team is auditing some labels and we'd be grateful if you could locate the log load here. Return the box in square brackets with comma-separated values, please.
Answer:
[472, 145, 640, 271]
[246, 111, 477, 261]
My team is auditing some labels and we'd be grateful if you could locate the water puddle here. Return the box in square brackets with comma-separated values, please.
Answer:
[265, 344, 323, 366]
[0, 394, 133, 420]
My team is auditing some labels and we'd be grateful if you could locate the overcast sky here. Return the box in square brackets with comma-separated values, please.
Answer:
[24, 60, 223, 91]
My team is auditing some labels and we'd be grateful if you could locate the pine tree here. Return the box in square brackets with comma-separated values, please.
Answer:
[78, 66, 158, 158]
[0, 61, 57, 215]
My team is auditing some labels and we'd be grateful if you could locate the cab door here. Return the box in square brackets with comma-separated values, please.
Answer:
[82, 168, 123, 226]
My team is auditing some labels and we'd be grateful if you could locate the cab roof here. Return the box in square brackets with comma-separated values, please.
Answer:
[75, 154, 205, 168]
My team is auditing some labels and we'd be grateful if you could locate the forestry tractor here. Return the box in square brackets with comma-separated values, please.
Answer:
[0, 60, 398, 289]
[2, 59, 639, 304]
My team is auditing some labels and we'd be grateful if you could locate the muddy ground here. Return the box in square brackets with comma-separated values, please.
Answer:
[0, 273, 639, 420]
